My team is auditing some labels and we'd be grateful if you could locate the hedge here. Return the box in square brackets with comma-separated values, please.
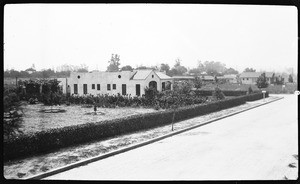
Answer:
[194, 90, 248, 96]
[3, 92, 268, 161]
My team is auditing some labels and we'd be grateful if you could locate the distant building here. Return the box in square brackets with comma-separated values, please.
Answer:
[67, 70, 173, 96]
[240, 72, 275, 85]
[217, 74, 238, 83]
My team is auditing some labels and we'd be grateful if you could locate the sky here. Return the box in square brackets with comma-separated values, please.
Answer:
[4, 4, 298, 74]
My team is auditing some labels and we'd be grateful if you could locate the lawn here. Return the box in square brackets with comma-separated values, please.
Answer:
[19, 103, 164, 135]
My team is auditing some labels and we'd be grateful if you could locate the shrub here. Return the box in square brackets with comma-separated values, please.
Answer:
[212, 87, 225, 100]
[3, 86, 24, 139]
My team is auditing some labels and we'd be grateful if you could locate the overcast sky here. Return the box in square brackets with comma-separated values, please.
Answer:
[4, 4, 298, 73]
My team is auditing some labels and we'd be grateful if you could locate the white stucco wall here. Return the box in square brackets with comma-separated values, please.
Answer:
[67, 71, 172, 96]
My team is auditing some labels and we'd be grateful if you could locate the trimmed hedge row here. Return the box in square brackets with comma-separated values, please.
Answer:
[194, 90, 248, 96]
[3, 92, 268, 161]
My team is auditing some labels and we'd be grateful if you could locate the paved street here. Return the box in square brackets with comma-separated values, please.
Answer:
[45, 94, 298, 180]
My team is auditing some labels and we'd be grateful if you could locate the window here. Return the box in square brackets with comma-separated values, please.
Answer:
[247, 78, 249, 80]
[92, 84, 95, 89]
[74, 84, 78, 94]
[118, 75, 121, 78]
[162, 82, 165, 91]
[107, 84, 111, 91]
[113, 84, 116, 90]
[97, 84, 100, 90]
[83, 84, 88, 94]
[152, 75, 154, 78]
[77, 75, 80, 79]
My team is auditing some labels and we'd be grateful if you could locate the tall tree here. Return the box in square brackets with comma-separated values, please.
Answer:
[203, 61, 226, 76]
[256, 73, 268, 88]
[107, 54, 120, 72]
[169, 58, 187, 76]
[160, 63, 170, 73]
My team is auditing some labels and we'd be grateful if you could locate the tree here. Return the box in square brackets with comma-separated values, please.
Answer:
[203, 61, 226, 75]
[244, 67, 256, 72]
[270, 73, 276, 84]
[256, 73, 268, 88]
[107, 54, 120, 72]
[121, 65, 134, 71]
[77, 64, 89, 72]
[193, 76, 202, 90]
[288, 74, 293, 83]
[169, 58, 187, 76]
[223, 67, 239, 75]
[159, 63, 170, 73]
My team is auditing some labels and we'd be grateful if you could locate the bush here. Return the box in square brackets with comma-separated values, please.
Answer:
[212, 87, 225, 100]
[3, 86, 24, 139]
[3, 92, 268, 161]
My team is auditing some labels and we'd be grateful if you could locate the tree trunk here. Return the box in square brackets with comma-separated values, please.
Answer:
[171, 110, 176, 131]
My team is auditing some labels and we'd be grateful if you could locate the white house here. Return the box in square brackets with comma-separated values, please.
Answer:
[240, 72, 275, 85]
[67, 70, 173, 96]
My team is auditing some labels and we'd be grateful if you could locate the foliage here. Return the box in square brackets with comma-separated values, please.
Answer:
[244, 67, 256, 72]
[256, 73, 269, 88]
[159, 63, 170, 73]
[120, 65, 134, 71]
[212, 87, 225, 100]
[248, 86, 253, 94]
[223, 67, 239, 75]
[107, 54, 120, 72]
[193, 76, 203, 90]
[17, 79, 64, 105]
[168, 58, 188, 76]
[203, 61, 226, 76]
[3, 86, 24, 139]
[288, 74, 293, 83]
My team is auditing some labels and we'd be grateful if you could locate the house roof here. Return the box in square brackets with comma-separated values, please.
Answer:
[131, 70, 172, 80]
[172, 76, 195, 80]
[223, 74, 237, 79]
[240, 72, 275, 78]
[156, 72, 172, 80]
[239, 72, 261, 78]
[202, 76, 215, 80]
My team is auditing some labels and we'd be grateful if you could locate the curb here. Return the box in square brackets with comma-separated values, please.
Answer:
[25, 96, 284, 180]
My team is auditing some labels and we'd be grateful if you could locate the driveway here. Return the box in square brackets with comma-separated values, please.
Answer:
[44, 94, 298, 180]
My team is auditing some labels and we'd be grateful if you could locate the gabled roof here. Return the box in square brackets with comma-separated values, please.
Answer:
[131, 70, 153, 80]
[131, 70, 172, 80]
[156, 72, 172, 80]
